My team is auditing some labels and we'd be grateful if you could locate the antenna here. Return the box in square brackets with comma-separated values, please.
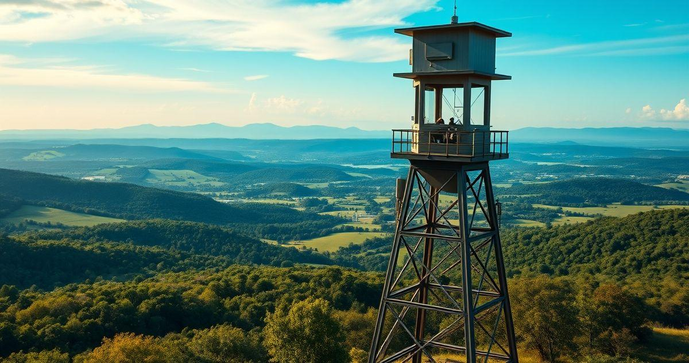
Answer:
[451, 0, 458, 24]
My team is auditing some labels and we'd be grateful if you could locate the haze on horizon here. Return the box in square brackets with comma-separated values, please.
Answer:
[0, 0, 687, 131]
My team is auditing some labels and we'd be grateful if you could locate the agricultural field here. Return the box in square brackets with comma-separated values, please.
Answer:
[657, 180, 689, 193]
[552, 215, 594, 225]
[1, 205, 124, 227]
[534, 203, 689, 218]
[510, 219, 546, 227]
[22, 150, 64, 161]
[147, 169, 224, 187]
[285, 231, 388, 252]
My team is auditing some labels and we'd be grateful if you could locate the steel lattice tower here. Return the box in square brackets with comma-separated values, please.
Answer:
[368, 21, 518, 363]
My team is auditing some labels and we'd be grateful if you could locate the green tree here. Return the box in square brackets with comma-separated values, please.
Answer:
[511, 276, 580, 362]
[187, 324, 267, 362]
[75, 333, 183, 363]
[4, 349, 69, 363]
[264, 298, 349, 363]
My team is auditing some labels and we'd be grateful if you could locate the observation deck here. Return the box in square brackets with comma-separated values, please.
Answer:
[391, 128, 509, 162]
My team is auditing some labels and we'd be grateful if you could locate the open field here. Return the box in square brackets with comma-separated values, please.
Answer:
[22, 150, 64, 161]
[636, 327, 689, 363]
[286, 231, 387, 252]
[510, 219, 546, 227]
[147, 169, 224, 187]
[553, 215, 594, 225]
[1, 205, 124, 227]
[657, 180, 689, 193]
[425, 328, 689, 363]
[534, 203, 689, 218]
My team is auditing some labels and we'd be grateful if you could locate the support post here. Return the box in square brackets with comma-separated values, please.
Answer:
[369, 167, 416, 363]
[463, 83, 472, 129]
[458, 167, 477, 362]
[412, 186, 438, 363]
[482, 166, 519, 362]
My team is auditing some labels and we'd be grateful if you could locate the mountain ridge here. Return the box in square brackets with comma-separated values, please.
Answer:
[2, 123, 688, 149]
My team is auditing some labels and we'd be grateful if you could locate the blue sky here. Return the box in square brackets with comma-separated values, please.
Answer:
[0, 0, 687, 131]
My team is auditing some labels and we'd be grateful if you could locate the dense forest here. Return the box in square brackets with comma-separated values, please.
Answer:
[0, 220, 333, 290]
[501, 178, 689, 206]
[0, 209, 687, 361]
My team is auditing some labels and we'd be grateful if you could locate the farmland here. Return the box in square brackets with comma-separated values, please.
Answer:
[1, 205, 124, 227]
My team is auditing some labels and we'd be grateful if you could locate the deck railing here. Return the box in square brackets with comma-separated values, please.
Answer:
[391, 129, 509, 159]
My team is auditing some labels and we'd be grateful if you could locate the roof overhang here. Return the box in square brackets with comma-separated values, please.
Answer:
[395, 22, 512, 38]
[393, 70, 511, 81]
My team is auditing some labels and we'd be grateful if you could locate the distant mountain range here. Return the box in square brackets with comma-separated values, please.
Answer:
[510, 127, 689, 149]
[1, 123, 687, 149]
[0, 123, 389, 140]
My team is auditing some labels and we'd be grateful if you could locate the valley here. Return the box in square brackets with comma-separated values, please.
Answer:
[1, 129, 688, 362]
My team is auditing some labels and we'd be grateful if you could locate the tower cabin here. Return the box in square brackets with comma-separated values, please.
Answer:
[391, 22, 511, 162]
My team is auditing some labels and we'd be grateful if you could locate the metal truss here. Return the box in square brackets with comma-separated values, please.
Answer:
[368, 162, 518, 363]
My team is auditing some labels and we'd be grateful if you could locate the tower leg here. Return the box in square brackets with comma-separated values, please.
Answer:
[369, 162, 518, 363]
[458, 166, 477, 362]
[412, 186, 438, 363]
[368, 166, 415, 363]
[483, 165, 519, 363]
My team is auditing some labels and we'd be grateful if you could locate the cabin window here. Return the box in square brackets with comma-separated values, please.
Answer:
[440, 87, 464, 125]
[424, 88, 436, 124]
[470, 85, 486, 126]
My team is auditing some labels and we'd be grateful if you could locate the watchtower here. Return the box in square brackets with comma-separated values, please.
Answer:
[368, 21, 518, 363]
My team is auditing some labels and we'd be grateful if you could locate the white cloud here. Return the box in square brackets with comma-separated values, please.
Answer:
[179, 67, 210, 73]
[244, 74, 268, 81]
[639, 99, 689, 121]
[641, 104, 655, 119]
[503, 34, 689, 57]
[245, 93, 364, 120]
[625, 107, 632, 114]
[0, 0, 438, 62]
[660, 99, 689, 121]
[0, 54, 224, 92]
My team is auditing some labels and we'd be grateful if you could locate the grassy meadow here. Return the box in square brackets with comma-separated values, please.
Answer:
[1, 205, 124, 227]
[286, 231, 387, 252]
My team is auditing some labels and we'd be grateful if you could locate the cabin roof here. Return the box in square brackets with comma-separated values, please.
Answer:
[395, 22, 512, 38]
[393, 70, 511, 81]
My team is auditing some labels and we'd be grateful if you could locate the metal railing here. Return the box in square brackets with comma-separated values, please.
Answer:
[391, 129, 509, 159]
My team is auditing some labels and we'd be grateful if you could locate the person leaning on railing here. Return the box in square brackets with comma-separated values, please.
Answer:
[433, 118, 446, 143]
[447, 117, 458, 143]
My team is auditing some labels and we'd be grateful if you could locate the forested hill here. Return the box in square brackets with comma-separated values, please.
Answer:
[503, 178, 689, 205]
[2, 220, 333, 290]
[36, 220, 330, 265]
[503, 208, 689, 281]
[335, 209, 689, 283]
[0, 168, 335, 225]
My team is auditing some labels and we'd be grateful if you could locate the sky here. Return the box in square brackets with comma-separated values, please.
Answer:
[0, 0, 687, 131]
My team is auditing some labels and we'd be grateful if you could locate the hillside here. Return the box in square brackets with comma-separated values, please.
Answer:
[502, 208, 689, 281]
[38, 220, 331, 265]
[335, 209, 689, 284]
[0, 168, 335, 226]
[504, 178, 689, 205]
[2, 220, 332, 290]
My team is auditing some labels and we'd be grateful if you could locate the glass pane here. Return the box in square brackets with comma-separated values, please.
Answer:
[424, 88, 435, 124]
[440, 87, 463, 126]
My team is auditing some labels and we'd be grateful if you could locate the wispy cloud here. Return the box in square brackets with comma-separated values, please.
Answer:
[244, 74, 268, 81]
[0, 0, 438, 62]
[502, 34, 689, 57]
[0, 54, 225, 92]
[179, 67, 210, 73]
